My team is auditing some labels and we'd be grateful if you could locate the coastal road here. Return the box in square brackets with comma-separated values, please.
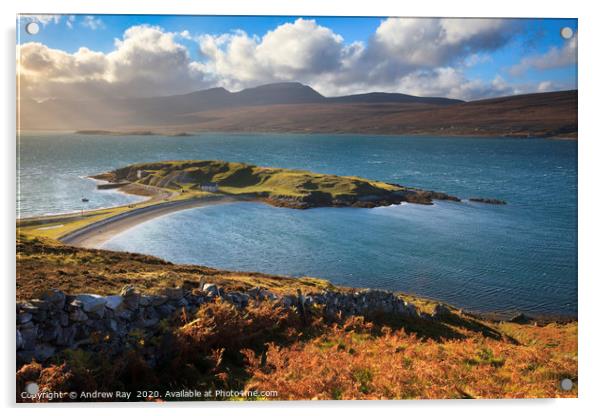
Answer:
[59, 195, 239, 249]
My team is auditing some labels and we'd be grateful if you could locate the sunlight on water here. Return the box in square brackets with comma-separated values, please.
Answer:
[18, 133, 577, 316]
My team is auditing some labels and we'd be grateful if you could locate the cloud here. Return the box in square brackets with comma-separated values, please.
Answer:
[81, 16, 105, 30]
[196, 19, 354, 91]
[66, 15, 75, 30]
[509, 34, 577, 76]
[18, 25, 209, 101]
[18, 17, 566, 102]
[22, 15, 62, 26]
[195, 17, 517, 98]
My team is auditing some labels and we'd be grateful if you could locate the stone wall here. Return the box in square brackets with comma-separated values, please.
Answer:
[17, 284, 435, 365]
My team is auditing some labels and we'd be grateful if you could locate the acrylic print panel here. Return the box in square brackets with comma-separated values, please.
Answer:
[16, 14, 577, 402]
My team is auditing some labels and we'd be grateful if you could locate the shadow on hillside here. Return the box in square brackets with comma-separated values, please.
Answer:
[359, 310, 519, 344]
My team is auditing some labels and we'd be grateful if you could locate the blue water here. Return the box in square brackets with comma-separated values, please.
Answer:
[18, 133, 577, 317]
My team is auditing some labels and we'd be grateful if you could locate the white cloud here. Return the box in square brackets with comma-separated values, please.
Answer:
[194, 17, 517, 98]
[17, 18, 567, 102]
[81, 16, 105, 30]
[18, 25, 209, 100]
[196, 19, 354, 91]
[509, 34, 577, 76]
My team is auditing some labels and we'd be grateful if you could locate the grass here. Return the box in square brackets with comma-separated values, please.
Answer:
[16, 235, 338, 300]
[105, 160, 404, 200]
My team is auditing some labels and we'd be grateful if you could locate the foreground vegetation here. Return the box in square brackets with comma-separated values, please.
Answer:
[16, 236, 577, 401]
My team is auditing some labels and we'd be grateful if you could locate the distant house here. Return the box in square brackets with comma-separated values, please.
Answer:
[200, 182, 219, 192]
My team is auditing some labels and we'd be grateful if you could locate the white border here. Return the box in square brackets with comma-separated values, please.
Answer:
[3, 0, 601, 414]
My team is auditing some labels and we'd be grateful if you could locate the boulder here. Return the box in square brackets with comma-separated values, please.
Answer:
[20, 327, 38, 350]
[432, 303, 452, 319]
[34, 344, 56, 362]
[75, 294, 106, 313]
[56, 326, 77, 347]
[105, 295, 124, 311]
[162, 287, 184, 300]
[203, 283, 219, 297]
[40, 289, 66, 309]
[75, 294, 107, 318]
[16, 329, 23, 350]
[69, 308, 88, 322]
[17, 312, 33, 325]
[509, 313, 534, 324]
[120, 285, 137, 297]
[150, 295, 169, 306]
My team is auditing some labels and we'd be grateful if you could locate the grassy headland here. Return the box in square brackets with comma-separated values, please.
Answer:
[18, 160, 463, 244]
[94, 160, 460, 208]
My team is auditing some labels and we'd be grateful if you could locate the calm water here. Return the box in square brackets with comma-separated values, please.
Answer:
[18, 133, 577, 317]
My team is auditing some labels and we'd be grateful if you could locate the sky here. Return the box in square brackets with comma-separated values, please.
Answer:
[16, 14, 577, 101]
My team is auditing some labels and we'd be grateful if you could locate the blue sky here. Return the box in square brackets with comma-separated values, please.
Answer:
[17, 14, 577, 101]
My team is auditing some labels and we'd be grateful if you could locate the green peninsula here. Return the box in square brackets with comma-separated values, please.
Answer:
[93, 160, 460, 209]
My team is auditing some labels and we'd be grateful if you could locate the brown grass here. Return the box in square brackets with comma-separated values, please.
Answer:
[16, 235, 335, 300]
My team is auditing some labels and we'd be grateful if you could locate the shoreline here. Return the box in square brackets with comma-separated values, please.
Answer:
[18, 129, 577, 140]
[59, 194, 242, 248]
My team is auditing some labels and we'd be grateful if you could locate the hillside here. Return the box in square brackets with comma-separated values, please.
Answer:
[19, 82, 576, 138]
[93, 160, 461, 208]
[16, 236, 577, 401]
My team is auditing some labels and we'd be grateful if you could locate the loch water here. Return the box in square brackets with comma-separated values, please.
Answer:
[18, 133, 577, 317]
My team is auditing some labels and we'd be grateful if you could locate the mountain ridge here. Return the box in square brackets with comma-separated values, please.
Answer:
[19, 82, 577, 138]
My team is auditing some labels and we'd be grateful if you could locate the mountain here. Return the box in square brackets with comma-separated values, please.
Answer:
[326, 92, 464, 105]
[18, 82, 577, 138]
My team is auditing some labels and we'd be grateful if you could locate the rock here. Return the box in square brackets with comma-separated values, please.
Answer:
[120, 284, 137, 297]
[150, 295, 169, 306]
[20, 327, 38, 350]
[175, 298, 189, 308]
[403, 301, 419, 318]
[203, 283, 219, 297]
[157, 304, 176, 317]
[469, 197, 507, 205]
[34, 344, 56, 361]
[432, 303, 452, 319]
[120, 286, 141, 310]
[509, 313, 533, 324]
[58, 312, 70, 327]
[139, 296, 152, 307]
[107, 319, 119, 332]
[17, 350, 35, 364]
[29, 299, 50, 310]
[41, 323, 61, 342]
[17, 312, 33, 325]
[75, 294, 107, 318]
[16, 329, 23, 350]
[105, 295, 124, 311]
[69, 308, 88, 322]
[40, 289, 66, 309]
[56, 326, 77, 347]
[162, 287, 184, 300]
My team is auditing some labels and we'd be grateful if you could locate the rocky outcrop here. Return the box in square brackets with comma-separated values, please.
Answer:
[16, 285, 437, 365]
[468, 197, 507, 205]
[264, 187, 461, 209]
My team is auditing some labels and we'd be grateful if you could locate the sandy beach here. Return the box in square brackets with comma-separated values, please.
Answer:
[59, 195, 241, 248]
